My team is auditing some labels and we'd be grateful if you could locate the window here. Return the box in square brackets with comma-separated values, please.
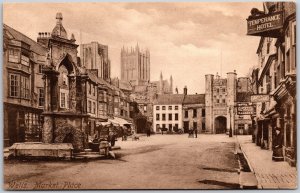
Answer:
[38, 88, 44, 107]
[162, 106, 166, 110]
[238, 124, 245, 130]
[168, 106, 172, 110]
[216, 88, 219, 93]
[156, 124, 160, 130]
[93, 101, 96, 114]
[175, 106, 178, 110]
[156, 114, 160, 121]
[222, 88, 226, 93]
[202, 109, 205, 117]
[21, 55, 29, 66]
[193, 109, 197, 118]
[169, 113, 172, 121]
[162, 114, 166, 121]
[156, 106, 160, 110]
[202, 122, 206, 130]
[286, 50, 290, 73]
[89, 82, 91, 94]
[93, 85, 95, 96]
[216, 99, 219, 103]
[162, 124, 166, 129]
[61, 93, 66, 108]
[20, 76, 29, 99]
[10, 74, 19, 97]
[222, 99, 226, 103]
[185, 110, 188, 118]
[169, 124, 172, 130]
[144, 105, 147, 111]
[38, 64, 43, 73]
[8, 48, 20, 63]
[87, 100, 91, 113]
[175, 113, 178, 121]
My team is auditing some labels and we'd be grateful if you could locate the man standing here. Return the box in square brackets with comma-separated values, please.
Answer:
[272, 127, 284, 161]
[194, 127, 198, 138]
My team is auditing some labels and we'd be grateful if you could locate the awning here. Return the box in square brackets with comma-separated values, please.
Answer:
[108, 119, 120, 126]
[96, 121, 110, 126]
[109, 117, 132, 126]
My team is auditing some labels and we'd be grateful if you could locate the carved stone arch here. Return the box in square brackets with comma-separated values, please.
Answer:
[56, 53, 79, 75]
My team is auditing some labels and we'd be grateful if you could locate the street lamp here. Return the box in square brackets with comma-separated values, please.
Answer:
[229, 106, 233, 137]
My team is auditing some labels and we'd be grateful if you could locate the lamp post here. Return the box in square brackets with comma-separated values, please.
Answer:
[229, 106, 233, 137]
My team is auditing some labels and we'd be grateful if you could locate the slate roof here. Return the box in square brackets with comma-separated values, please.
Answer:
[154, 94, 185, 105]
[183, 94, 205, 104]
[236, 92, 252, 102]
[3, 24, 47, 56]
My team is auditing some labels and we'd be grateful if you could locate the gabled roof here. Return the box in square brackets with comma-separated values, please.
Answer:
[183, 94, 205, 104]
[236, 92, 252, 102]
[3, 24, 47, 56]
[154, 94, 184, 105]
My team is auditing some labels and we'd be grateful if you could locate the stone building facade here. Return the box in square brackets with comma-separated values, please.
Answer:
[3, 24, 47, 147]
[205, 72, 252, 134]
[247, 2, 296, 166]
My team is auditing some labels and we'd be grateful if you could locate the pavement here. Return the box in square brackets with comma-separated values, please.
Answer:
[237, 135, 297, 189]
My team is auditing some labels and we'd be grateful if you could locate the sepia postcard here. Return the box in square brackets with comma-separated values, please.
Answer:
[2, 1, 297, 190]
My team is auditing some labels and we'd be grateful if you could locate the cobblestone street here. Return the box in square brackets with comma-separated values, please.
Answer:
[4, 134, 240, 190]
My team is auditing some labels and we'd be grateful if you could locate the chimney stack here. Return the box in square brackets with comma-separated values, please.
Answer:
[184, 86, 187, 95]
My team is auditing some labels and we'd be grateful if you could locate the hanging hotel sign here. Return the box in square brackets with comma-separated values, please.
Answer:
[247, 11, 283, 37]
[236, 103, 254, 115]
[251, 94, 270, 103]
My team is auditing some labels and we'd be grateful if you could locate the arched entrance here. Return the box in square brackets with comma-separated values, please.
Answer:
[215, 116, 227, 134]
[135, 114, 147, 133]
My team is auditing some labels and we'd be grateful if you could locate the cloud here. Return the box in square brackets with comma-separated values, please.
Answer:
[3, 2, 262, 94]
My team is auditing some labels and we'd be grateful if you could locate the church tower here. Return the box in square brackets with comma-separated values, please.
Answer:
[120, 44, 150, 86]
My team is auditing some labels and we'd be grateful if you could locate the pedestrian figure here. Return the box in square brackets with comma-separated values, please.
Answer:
[194, 127, 198, 138]
[147, 127, 151, 137]
[188, 127, 193, 138]
[272, 127, 284, 161]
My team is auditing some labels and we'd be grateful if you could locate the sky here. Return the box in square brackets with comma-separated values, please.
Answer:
[3, 2, 263, 94]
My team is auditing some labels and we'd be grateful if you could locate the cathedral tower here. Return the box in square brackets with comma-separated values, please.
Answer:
[120, 44, 150, 86]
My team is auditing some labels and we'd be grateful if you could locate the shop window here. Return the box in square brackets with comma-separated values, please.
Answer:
[38, 88, 44, 107]
[193, 122, 197, 129]
[238, 124, 245, 130]
[8, 48, 20, 63]
[156, 124, 160, 130]
[162, 124, 166, 129]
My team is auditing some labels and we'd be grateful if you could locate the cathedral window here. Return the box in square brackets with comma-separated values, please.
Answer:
[60, 89, 68, 109]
